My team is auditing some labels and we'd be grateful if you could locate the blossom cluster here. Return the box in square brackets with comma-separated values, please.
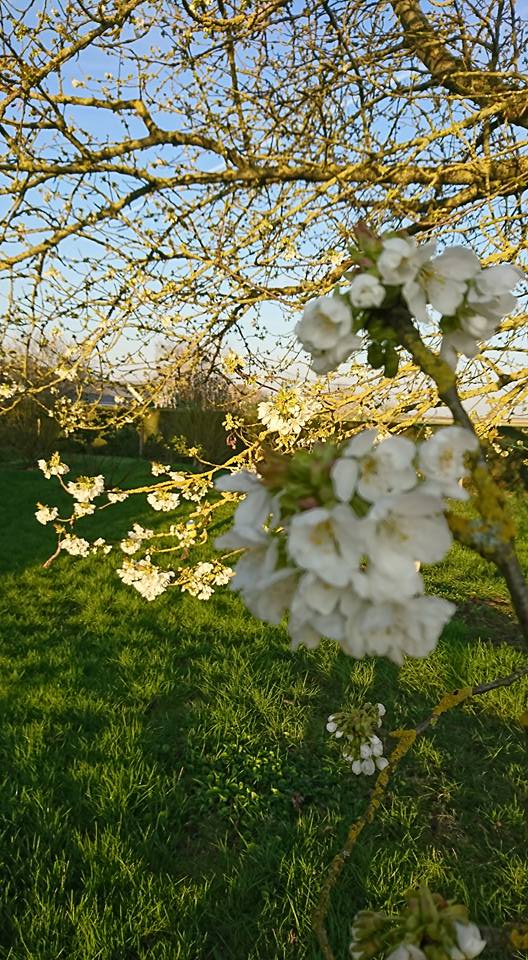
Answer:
[38, 452, 69, 479]
[177, 560, 234, 600]
[147, 489, 181, 511]
[327, 702, 388, 775]
[120, 522, 154, 556]
[116, 556, 175, 601]
[257, 389, 320, 439]
[35, 504, 59, 525]
[295, 231, 523, 374]
[349, 886, 486, 960]
[66, 474, 105, 502]
[216, 426, 478, 662]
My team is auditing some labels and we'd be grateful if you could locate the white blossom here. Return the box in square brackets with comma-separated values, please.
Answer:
[310, 332, 362, 375]
[386, 945, 427, 960]
[147, 490, 180, 511]
[364, 493, 452, 570]
[376, 235, 435, 287]
[347, 273, 386, 308]
[295, 296, 361, 373]
[107, 491, 129, 503]
[245, 567, 299, 625]
[92, 537, 112, 554]
[452, 922, 486, 959]
[120, 538, 141, 555]
[403, 246, 481, 322]
[295, 295, 351, 351]
[60, 534, 90, 557]
[38, 453, 69, 479]
[0, 382, 19, 399]
[66, 475, 104, 502]
[215, 471, 277, 548]
[287, 504, 365, 587]
[419, 427, 478, 500]
[466, 262, 523, 322]
[342, 595, 455, 663]
[336, 432, 417, 503]
[117, 557, 174, 600]
[35, 504, 59, 525]
[257, 393, 319, 437]
[74, 501, 96, 518]
[151, 462, 171, 476]
[128, 522, 154, 541]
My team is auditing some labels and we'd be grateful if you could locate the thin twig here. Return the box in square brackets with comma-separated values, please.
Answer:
[313, 665, 528, 960]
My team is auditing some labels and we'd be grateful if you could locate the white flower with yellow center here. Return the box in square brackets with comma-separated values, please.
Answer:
[60, 534, 90, 557]
[403, 246, 481, 322]
[147, 490, 180, 511]
[38, 453, 69, 479]
[66, 475, 104, 502]
[117, 557, 174, 600]
[333, 431, 417, 503]
[376, 235, 435, 286]
[295, 296, 361, 374]
[364, 493, 452, 569]
[419, 426, 478, 500]
[287, 504, 365, 587]
[35, 504, 59, 525]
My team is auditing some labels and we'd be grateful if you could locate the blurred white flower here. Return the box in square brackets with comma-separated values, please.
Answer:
[337, 432, 417, 503]
[287, 504, 364, 587]
[295, 296, 361, 373]
[386, 945, 427, 960]
[377, 235, 435, 287]
[295, 295, 351, 351]
[74, 501, 95, 518]
[342, 595, 455, 662]
[151, 462, 171, 476]
[403, 246, 480, 322]
[216, 471, 277, 548]
[466, 262, 523, 321]
[419, 427, 478, 500]
[347, 273, 385, 308]
[310, 332, 362, 375]
[452, 922, 486, 959]
[92, 538, 111, 555]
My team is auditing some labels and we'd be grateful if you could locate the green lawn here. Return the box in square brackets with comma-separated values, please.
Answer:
[0, 458, 527, 960]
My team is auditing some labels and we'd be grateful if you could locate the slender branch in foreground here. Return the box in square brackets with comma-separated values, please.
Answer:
[42, 543, 61, 569]
[313, 664, 528, 960]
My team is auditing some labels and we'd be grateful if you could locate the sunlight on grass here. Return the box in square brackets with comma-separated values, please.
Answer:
[1, 461, 527, 959]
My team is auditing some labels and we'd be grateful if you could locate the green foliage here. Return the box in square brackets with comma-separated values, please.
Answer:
[0, 464, 527, 959]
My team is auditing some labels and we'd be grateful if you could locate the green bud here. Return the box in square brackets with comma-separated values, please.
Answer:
[383, 345, 399, 378]
[367, 341, 385, 369]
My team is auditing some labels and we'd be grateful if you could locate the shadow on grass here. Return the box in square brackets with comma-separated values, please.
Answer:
[1, 571, 526, 960]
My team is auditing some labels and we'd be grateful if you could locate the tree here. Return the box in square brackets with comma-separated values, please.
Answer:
[1, 0, 526, 429]
[4, 4, 528, 958]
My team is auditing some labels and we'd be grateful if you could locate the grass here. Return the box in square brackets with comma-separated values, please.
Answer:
[0, 456, 527, 960]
